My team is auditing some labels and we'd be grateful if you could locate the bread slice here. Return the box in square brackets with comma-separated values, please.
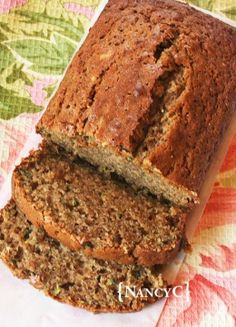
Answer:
[12, 143, 187, 266]
[37, 0, 236, 207]
[0, 200, 167, 313]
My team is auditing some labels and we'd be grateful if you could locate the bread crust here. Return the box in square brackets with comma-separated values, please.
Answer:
[37, 0, 236, 205]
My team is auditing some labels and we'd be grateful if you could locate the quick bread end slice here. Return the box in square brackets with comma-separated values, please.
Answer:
[37, 0, 236, 207]
[0, 200, 167, 313]
[12, 143, 187, 266]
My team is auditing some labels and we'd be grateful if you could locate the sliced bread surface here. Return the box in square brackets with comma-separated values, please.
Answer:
[0, 200, 167, 313]
[12, 143, 187, 266]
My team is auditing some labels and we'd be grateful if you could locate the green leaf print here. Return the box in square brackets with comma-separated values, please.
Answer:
[222, 6, 236, 20]
[6, 34, 76, 75]
[187, 0, 214, 11]
[0, 85, 42, 120]
[15, 10, 84, 42]
[0, 21, 15, 41]
[43, 82, 57, 99]
[6, 63, 33, 86]
[0, 0, 92, 120]
[0, 22, 13, 42]
[0, 44, 15, 73]
[60, 0, 101, 7]
[187, 1, 236, 22]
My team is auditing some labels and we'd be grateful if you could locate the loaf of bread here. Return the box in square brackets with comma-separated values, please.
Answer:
[0, 201, 167, 313]
[1, 0, 235, 315]
[37, 0, 236, 207]
[12, 143, 187, 266]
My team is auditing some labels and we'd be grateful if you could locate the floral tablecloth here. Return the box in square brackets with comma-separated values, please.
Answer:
[0, 1, 235, 326]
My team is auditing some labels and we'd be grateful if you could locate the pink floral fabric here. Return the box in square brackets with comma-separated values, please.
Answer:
[64, 2, 95, 19]
[0, 0, 235, 326]
[0, 0, 27, 14]
[25, 77, 56, 107]
[157, 134, 236, 326]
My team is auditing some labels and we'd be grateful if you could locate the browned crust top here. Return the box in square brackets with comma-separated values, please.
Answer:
[38, 0, 236, 194]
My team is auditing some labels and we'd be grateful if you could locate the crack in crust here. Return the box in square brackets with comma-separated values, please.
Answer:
[37, 0, 236, 206]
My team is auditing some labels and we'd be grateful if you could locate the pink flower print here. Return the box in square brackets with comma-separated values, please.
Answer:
[64, 2, 95, 20]
[0, 0, 27, 14]
[25, 77, 56, 108]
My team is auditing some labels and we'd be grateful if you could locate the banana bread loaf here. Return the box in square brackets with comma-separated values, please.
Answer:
[0, 201, 167, 313]
[37, 0, 236, 207]
[12, 143, 187, 266]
